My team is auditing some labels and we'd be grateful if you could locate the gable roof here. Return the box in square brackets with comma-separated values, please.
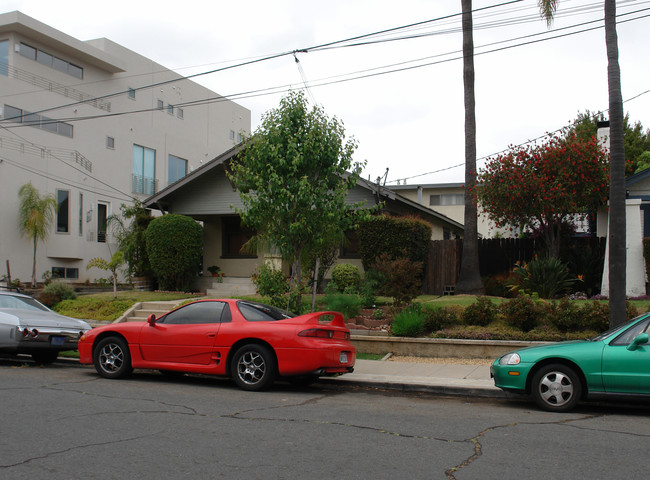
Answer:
[143, 144, 464, 232]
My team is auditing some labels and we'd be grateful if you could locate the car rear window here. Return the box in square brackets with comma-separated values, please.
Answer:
[237, 301, 295, 322]
[0, 294, 50, 312]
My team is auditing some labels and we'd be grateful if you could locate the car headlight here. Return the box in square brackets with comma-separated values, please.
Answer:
[499, 353, 521, 365]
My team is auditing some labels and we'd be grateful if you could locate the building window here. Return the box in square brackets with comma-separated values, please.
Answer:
[4, 104, 73, 137]
[429, 194, 464, 206]
[56, 189, 69, 233]
[177, 108, 184, 119]
[168, 154, 187, 185]
[167, 104, 174, 115]
[97, 202, 108, 243]
[106, 136, 115, 149]
[78, 193, 83, 236]
[128, 88, 136, 99]
[0, 40, 9, 76]
[19, 43, 83, 79]
[229, 130, 235, 140]
[52, 267, 79, 279]
[339, 230, 361, 258]
[157, 99, 164, 110]
[132, 145, 156, 195]
[221, 216, 256, 258]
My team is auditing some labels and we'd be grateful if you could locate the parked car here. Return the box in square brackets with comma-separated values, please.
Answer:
[0, 290, 92, 363]
[491, 313, 650, 412]
[78, 299, 356, 391]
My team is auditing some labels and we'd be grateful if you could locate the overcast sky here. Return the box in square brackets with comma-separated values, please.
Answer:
[5, 0, 650, 185]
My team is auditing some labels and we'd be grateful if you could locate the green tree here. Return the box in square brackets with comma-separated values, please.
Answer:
[87, 251, 125, 298]
[108, 200, 154, 279]
[227, 91, 367, 312]
[538, 0, 627, 327]
[455, 0, 484, 295]
[17, 182, 57, 288]
[475, 133, 609, 258]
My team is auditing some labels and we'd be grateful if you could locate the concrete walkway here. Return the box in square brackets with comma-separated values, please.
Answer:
[321, 358, 505, 398]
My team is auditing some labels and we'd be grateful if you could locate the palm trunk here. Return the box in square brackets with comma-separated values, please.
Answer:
[32, 237, 38, 288]
[456, 0, 484, 295]
[605, 0, 626, 327]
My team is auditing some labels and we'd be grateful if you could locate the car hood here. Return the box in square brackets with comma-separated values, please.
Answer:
[515, 339, 602, 362]
[0, 309, 92, 330]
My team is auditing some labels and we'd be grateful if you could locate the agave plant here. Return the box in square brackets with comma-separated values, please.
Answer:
[508, 257, 576, 299]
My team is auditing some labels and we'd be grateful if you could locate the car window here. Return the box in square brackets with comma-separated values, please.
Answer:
[237, 301, 295, 322]
[158, 301, 227, 325]
[609, 318, 650, 346]
[0, 294, 50, 312]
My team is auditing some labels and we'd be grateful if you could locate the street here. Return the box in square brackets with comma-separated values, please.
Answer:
[1, 358, 649, 480]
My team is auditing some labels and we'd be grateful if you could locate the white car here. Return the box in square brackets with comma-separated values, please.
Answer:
[0, 290, 91, 363]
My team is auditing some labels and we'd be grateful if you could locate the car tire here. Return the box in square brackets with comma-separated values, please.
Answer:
[230, 344, 276, 391]
[94, 336, 133, 379]
[31, 350, 59, 364]
[531, 363, 582, 412]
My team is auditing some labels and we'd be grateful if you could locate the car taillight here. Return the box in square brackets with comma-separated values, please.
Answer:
[298, 328, 349, 340]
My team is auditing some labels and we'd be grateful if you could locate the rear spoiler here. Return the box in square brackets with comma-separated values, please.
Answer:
[296, 311, 347, 328]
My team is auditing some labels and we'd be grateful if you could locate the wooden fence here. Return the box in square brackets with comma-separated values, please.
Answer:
[423, 237, 606, 295]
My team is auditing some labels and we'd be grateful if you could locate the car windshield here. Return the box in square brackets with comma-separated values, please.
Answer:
[0, 294, 50, 312]
[237, 301, 296, 321]
[590, 313, 650, 342]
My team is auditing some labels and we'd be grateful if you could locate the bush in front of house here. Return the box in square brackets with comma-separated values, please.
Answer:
[391, 304, 426, 337]
[499, 295, 541, 332]
[461, 296, 498, 326]
[39, 282, 77, 307]
[330, 263, 361, 292]
[324, 291, 363, 320]
[372, 252, 422, 306]
[422, 305, 461, 332]
[251, 263, 289, 300]
[145, 214, 203, 292]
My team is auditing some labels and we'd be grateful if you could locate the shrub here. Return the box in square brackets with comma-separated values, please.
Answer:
[508, 257, 575, 298]
[324, 293, 362, 320]
[252, 263, 288, 299]
[547, 297, 583, 332]
[39, 282, 76, 307]
[500, 295, 540, 332]
[372, 252, 423, 306]
[483, 272, 514, 298]
[145, 214, 203, 292]
[422, 305, 461, 332]
[391, 304, 426, 337]
[358, 268, 382, 307]
[330, 263, 361, 292]
[461, 297, 497, 326]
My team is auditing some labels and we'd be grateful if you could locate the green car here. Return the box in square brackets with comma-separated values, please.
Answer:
[491, 314, 650, 412]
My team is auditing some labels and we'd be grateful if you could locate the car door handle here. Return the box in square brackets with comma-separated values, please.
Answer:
[206, 333, 216, 338]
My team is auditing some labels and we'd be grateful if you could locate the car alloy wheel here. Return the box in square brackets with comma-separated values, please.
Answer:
[94, 336, 133, 379]
[231, 344, 276, 391]
[532, 364, 581, 412]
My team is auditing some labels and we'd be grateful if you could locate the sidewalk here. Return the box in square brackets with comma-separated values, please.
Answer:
[321, 358, 506, 398]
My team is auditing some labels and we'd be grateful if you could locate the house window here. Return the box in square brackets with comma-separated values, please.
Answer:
[168, 154, 187, 185]
[97, 202, 108, 243]
[339, 230, 361, 258]
[78, 193, 83, 236]
[128, 88, 136, 99]
[237, 133, 243, 143]
[229, 130, 235, 140]
[19, 43, 83, 79]
[0, 40, 8, 76]
[4, 104, 73, 137]
[157, 99, 164, 110]
[132, 145, 156, 195]
[429, 194, 464, 206]
[56, 189, 69, 233]
[106, 136, 115, 149]
[51, 267, 79, 279]
[221, 217, 256, 258]
[167, 104, 174, 115]
[177, 108, 184, 119]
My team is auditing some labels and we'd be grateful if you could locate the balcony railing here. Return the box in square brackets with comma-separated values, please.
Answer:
[132, 174, 158, 195]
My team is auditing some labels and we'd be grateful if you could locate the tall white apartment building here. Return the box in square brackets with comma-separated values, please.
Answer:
[0, 11, 250, 284]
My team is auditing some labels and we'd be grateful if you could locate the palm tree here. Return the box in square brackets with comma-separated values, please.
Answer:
[455, 0, 485, 295]
[18, 183, 57, 288]
[538, 0, 626, 327]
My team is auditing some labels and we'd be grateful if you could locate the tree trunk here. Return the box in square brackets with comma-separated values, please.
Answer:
[605, 0, 627, 327]
[456, 0, 484, 295]
[32, 237, 38, 288]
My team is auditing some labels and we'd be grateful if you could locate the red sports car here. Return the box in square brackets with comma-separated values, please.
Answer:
[78, 299, 355, 391]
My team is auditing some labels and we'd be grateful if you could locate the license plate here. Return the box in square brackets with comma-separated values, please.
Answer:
[340, 352, 348, 363]
[50, 336, 66, 346]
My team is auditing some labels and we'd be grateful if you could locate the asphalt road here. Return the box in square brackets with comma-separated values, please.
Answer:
[1, 358, 649, 480]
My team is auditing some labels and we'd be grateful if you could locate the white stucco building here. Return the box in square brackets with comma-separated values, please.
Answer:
[0, 11, 250, 284]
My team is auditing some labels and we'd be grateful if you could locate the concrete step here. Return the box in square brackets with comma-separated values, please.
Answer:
[206, 277, 257, 297]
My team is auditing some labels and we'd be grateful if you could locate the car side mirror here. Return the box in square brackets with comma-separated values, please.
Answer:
[147, 314, 156, 326]
[626, 332, 649, 351]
